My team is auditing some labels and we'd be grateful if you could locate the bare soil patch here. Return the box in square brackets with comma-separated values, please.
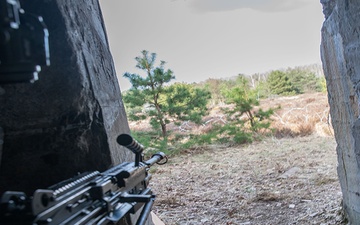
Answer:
[150, 135, 344, 225]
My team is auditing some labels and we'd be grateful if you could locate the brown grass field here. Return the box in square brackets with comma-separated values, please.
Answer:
[132, 92, 344, 224]
[150, 135, 342, 225]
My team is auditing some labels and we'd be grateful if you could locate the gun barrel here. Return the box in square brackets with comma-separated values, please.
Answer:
[145, 152, 167, 166]
[117, 134, 144, 154]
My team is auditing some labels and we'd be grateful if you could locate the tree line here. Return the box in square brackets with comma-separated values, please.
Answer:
[122, 50, 326, 153]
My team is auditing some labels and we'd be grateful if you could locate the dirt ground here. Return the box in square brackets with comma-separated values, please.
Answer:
[150, 135, 344, 225]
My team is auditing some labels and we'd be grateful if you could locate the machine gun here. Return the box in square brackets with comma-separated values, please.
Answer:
[0, 0, 50, 84]
[0, 134, 167, 225]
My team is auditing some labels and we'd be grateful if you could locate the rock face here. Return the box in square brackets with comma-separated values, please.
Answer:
[320, 0, 360, 222]
[0, 0, 132, 195]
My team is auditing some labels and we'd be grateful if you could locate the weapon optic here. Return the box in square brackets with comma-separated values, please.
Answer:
[0, 0, 50, 84]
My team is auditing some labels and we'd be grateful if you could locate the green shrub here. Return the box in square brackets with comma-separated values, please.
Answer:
[267, 70, 298, 96]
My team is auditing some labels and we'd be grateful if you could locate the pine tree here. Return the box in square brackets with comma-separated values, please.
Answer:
[221, 76, 274, 143]
[123, 50, 210, 138]
[267, 70, 298, 96]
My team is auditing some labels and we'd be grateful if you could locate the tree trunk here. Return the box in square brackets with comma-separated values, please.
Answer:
[161, 122, 167, 138]
[320, 0, 360, 222]
[0, 0, 132, 194]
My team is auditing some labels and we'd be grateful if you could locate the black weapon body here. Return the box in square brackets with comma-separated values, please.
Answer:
[0, 134, 167, 225]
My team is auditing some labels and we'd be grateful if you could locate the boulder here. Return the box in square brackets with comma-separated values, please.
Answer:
[321, 0, 360, 222]
[0, 0, 131, 195]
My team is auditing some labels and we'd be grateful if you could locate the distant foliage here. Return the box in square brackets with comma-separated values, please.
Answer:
[197, 65, 325, 102]
[131, 131, 171, 156]
[123, 50, 210, 138]
[285, 68, 324, 93]
[124, 63, 326, 153]
[123, 50, 174, 138]
[319, 76, 327, 92]
[201, 78, 227, 106]
[267, 70, 299, 96]
[164, 83, 211, 125]
[220, 76, 275, 143]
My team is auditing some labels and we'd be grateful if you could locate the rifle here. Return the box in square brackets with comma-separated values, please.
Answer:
[0, 134, 167, 225]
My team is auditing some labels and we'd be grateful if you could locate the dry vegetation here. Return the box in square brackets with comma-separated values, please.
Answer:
[132, 93, 344, 224]
[265, 93, 332, 138]
[130, 92, 332, 139]
[150, 135, 342, 225]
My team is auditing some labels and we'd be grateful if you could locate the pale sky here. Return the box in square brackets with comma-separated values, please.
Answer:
[99, 0, 324, 91]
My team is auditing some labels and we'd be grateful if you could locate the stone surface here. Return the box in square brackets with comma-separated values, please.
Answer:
[320, 0, 360, 222]
[0, 0, 132, 195]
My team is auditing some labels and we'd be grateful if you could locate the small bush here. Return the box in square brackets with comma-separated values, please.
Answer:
[297, 123, 315, 136]
[216, 123, 253, 144]
[273, 127, 296, 138]
[131, 131, 172, 156]
[272, 120, 316, 138]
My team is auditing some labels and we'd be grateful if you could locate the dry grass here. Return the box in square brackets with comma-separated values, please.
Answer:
[266, 93, 332, 138]
[150, 135, 343, 225]
[129, 92, 333, 139]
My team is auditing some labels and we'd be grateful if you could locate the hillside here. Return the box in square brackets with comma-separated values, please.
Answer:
[135, 92, 343, 224]
[130, 92, 332, 139]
